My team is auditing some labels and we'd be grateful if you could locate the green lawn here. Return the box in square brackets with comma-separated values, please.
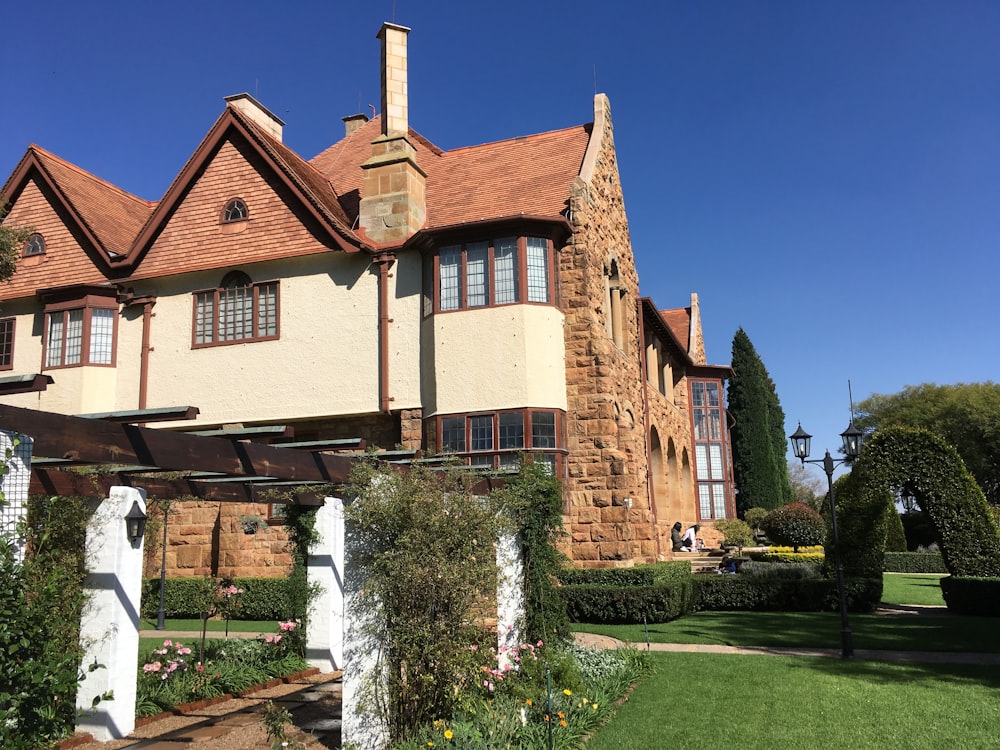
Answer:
[881, 573, 946, 606]
[139, 618, 272, 632]
[588, 652, 1000, 750]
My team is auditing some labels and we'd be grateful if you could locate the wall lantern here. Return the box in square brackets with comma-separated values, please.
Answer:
[125, 500, 148, 545]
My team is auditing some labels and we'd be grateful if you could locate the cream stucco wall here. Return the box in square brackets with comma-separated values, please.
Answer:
[384, 250, 422, 410]
[421, 304, 566, 417]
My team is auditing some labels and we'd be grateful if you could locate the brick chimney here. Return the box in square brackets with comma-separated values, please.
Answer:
[358, 22, 426, 245]
[224, 93, 284, 142]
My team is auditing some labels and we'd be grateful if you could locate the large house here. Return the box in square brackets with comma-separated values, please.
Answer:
[0, 22, 735, 573]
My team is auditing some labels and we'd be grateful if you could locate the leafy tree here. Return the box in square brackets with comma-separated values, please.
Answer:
[0, 196, 30, 284]
[728, 328, 794, 513]
[788, 460, 826, 511]
[855, 382, 1000, 504]
[761, 502, 825, 552]
[713, 518, 753, 554]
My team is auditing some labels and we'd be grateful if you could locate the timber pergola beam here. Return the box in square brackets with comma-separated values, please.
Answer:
[0, 403, 356, 502]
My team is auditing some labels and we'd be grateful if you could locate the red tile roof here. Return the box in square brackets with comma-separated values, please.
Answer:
[661, 307, 692, 353]
[311, 116, 592, 230]
[18, 146, 153, 259]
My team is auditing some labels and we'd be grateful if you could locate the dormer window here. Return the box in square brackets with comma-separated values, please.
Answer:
[23, 233, 45, 256]
[222, 199, 248, 223]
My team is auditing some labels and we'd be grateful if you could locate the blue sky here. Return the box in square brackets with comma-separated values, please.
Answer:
[3, 1, 998, 470]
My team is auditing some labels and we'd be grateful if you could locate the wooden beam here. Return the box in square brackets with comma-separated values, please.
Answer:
[0, 373, 53, 395]
[75, 406, 200, 423]
[0, 403, 354, 484]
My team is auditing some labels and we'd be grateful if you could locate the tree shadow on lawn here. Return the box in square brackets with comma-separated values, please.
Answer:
[643, 611, 999, 653]
[779, 653, 1000, 691]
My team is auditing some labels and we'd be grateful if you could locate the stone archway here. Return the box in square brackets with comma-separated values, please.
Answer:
[836, 425, 1000, 578]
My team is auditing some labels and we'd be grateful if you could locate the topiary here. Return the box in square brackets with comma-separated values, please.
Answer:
[761, 502, 825, 552]
[713, 519, 754, 554]
[743, 507, 768, 530]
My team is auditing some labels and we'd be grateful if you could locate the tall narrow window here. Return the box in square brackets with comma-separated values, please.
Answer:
[466, 242, 489, 307]
[526, 237, 549, 303]
[494, 238, 518, 305]
[0, 318, 13, 370]
[89, 308, 115, 364]
[439, 246, 461, 311]
[193, 271, 279, 346]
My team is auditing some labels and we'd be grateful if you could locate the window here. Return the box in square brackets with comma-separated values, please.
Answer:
[194, 271, 279, 346]
[691, 380, 731, 520]
[0, 318, 13, 370]
[44, 304, 116, 368]
[435, 409, 565, 473]
[222, 199, 248, 223]
[426, 235, 555, 314]
[23, 233, 44, 256]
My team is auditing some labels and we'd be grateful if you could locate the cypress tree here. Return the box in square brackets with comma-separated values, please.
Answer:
[728, 328, 794, 514]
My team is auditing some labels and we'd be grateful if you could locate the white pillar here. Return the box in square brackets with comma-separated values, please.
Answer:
[0, 431, 33, 563]
[497, 532, 524, 670]
[342, 586, 390, 750]
[306, 496, 345, 672]
[76, 487, 147, 741]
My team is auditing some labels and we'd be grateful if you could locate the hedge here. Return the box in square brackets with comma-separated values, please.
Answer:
[883, 551, 947, 574]
[560, 580, 696, 624]
[694, 575, 882, 613]
[557, 561, 692, 587]
[939, 576, 1000, 616]
[746, 552, 824, 565]
[141, 577, 297, 620]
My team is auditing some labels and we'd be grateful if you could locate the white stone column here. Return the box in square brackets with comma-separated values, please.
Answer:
[306, 496, 345, 672]
[76, 487, 147, 741]
[497, 532, 525, 670]
[342, 586, 389, 750]
[0, 430, 33, 563]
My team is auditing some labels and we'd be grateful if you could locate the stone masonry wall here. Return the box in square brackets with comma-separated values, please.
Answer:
[561, 96, 661, 568]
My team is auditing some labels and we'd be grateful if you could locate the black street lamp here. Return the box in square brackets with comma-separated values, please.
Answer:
[789, 420, 864, 659]
[124, 500, 148, 546]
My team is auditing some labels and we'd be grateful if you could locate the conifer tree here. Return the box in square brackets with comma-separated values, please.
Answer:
[728, 328, 793, 514]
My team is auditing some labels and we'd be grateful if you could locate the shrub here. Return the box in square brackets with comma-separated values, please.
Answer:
[557, 561, 691, 587]
[883, 551, 947, 573]
[744, 507, 768, 529]
[713, 519, 754, 553]
[939, 576, 1000, 616]
[560, 580, 696, 624]
[739, 561, 822, 580]
[761, 502, 825, 552]
[747, 551, 825, 565]
[694, 575, 881, 613]
[141, 576, 297, 620]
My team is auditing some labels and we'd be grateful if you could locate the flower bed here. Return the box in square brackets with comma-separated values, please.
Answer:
[136, 620, 308, 717]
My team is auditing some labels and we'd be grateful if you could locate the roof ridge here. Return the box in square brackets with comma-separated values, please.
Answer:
[29, 144, 155, 208]
[443, 123, 591, 156]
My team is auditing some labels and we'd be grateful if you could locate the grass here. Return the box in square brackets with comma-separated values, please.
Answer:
[139, 618, 273, 632]
[881, 573, 946, 606]
[587, 652, 1000, 750]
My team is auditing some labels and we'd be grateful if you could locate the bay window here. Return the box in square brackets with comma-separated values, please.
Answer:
[434, 409, 565, 473]
[42, 289, 118, 369]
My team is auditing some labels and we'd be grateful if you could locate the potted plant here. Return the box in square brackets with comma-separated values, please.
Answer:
[239, 514, 268, 535]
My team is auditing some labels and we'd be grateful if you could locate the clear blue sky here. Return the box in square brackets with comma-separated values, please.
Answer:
[3, 1, 998, 469]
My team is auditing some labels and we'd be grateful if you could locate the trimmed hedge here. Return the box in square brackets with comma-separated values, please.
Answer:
[560, 580, 696, 624]
[695, 575, 882, 613]
[747, 552, 824, 565]
[557, 561, 692, 587]
[883, 551, 947, 573]
[939, 576, 1000, 616]
[141, 577, 296, 620]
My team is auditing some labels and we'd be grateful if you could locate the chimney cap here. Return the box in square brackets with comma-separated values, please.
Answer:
[223, 93, 286, 127]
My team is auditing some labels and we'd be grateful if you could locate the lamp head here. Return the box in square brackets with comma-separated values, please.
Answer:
[789, 423, 812, 462]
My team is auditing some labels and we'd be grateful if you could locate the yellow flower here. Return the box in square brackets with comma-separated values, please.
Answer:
[444, 729, 454, 740]
[525, 699, 532, 706]
[563, 689, 572, 696]
[592, 704, 599, 711]
[560, 720, 567, 727]
[557, 711, 565, 719]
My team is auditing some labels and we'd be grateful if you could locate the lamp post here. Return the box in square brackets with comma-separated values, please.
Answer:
[789, 420, 863, 659]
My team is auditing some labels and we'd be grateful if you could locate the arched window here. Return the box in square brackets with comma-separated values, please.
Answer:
[193, 270, 278, 346]
[222, 198, 249, 223]
[23, 233, 45, 256]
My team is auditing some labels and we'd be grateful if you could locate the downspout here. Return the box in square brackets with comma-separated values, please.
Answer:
[374, 253, 396, 414]
[637, 302, 661, 559]
[118, 291, 157, 412]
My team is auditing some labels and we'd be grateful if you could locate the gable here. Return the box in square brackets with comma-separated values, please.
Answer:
[130, 135, 348, 281]
[0, 176, 115, 301]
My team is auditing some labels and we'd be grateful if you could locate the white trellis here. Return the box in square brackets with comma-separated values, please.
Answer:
[0, 430, 33, 563]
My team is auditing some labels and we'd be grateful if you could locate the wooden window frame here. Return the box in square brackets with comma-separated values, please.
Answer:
[41, 294, 118, 370]
[192, 274, 280, 348]
[432, 408, 566, 475]
[221, 198, 249, 224]
[0, 317, 14, 370]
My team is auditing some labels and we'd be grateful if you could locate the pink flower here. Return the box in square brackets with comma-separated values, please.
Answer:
[163, 640, 173, 647]
[178, 647, 191, 656]
[143, 662, 162, 673]
[196, 664, 205, 672]
[274, 635, 282, 644]
[265, 634, 275, 643]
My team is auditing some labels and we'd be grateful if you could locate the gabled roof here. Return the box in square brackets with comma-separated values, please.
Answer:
[660, 307, 692, 353]
[126, 103, 363, 270]
[642, 298, 692, 365]
[2, 145, 154, 263]
[311, 116, 591, 232]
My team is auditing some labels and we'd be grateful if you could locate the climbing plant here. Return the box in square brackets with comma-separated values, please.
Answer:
[834, 426, 1000, 579]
